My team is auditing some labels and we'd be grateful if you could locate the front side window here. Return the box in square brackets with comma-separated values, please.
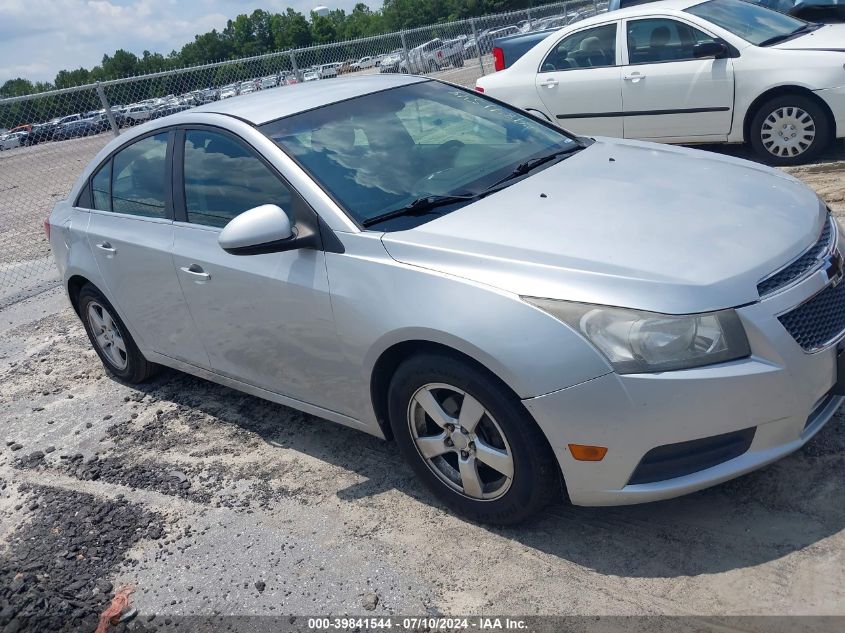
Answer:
[111, 133, 168, 218]
[541, 23, 618, 72]
[626, 18, 716, 64]
[261, 82, 577, 229]
[686, 0, 807, 45]
[183, 130, 293, 228]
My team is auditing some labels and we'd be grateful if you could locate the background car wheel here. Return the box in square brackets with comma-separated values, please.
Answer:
[388, 353, 560, 524]
[77, 284, 158, 383]
[749, 94, 830, 166]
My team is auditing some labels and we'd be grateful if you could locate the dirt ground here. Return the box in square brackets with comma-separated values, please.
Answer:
[1, 158, 845, 632]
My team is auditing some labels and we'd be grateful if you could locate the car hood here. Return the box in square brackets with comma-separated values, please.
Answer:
[380, 138, 826, 314]
[773, 24, 845, 50]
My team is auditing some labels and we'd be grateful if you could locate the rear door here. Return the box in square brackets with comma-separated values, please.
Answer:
[534, 22, 624, 137]
[84, 130, 209, 366]
[620, 16, 734, 139]
[171, 127, 340, 404]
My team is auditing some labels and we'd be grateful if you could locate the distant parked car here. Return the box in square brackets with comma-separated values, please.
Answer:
[379, 50, 407, 73]
[219, 85, 239, 99]
[352, 56, 376, 70]
[122, 104, 153, 125]
[303, 70, 321, 82]
[259, 76, 278, 90]
[317, 63, 339, 79]
[149, 103, 192, 120]
[0, 131, 24, 151]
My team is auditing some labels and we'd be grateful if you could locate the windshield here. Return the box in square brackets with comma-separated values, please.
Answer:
[686, 0, 808, 45]
[260, 81, 576, 229]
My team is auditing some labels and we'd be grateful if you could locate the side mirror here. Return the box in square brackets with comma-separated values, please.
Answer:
[693, 41, 728, 59]
[218, 204, 315, 255]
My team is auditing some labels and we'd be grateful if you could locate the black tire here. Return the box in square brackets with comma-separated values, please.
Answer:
[77, 284, 158, 383]
[388, 353, 560, 524]
[749, 94, 830, 166]
[452, 56, 464, 68]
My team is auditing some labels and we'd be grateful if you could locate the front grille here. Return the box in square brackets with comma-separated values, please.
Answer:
[757, 218, 833, 298]
[628, 427, 756, 485]
[779, 280, 845, 352]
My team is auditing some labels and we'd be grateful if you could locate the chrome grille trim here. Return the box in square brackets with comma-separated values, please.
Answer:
[757, 215, 836, 298]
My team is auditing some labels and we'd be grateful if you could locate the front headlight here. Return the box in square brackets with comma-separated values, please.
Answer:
[523, 298, 750, 374]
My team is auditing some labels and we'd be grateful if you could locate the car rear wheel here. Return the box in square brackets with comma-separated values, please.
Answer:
[749, 94, 830, 166]
[78, 284, 159, 383]
[388, 353, 560, 524]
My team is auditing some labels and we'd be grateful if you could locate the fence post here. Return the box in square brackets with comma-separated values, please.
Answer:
[470, 18, 486, 76]
[95, 82, 120, 138]
[526, 7, 532, 30]
[593, 0, 599, 14]
[400, 32, 410, 74]
[289, 51, 301, 82]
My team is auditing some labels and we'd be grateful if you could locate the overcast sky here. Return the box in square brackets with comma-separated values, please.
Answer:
[0, 0, 372, 84]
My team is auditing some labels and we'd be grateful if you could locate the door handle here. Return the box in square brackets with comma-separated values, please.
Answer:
[96, 242, 116, 256]
[623, 72, 646, 82]
[180, 264, 211, 281]
[540, 78, 559, 88]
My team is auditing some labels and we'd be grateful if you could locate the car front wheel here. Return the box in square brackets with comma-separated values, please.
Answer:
[388, 353, 560, 524]
[78, 284, 158, 383]
[749, 94, 830, 166]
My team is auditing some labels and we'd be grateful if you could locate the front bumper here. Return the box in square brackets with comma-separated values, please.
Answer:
[815, 86, 845, 138]
[524, 257, 845, 506]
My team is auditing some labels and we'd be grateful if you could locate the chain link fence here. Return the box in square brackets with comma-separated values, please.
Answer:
[0, 0, 606, 307]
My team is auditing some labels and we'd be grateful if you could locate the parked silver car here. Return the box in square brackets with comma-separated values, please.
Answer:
[48, 75, 843, 523]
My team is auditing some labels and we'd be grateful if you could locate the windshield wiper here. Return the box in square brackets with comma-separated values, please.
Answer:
[480, 145, 582, 194]
[361, 193, 478, 228]
[759, 22, 821, 47]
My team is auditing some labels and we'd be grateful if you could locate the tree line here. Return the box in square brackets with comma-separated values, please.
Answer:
[1, 1, 558, 99]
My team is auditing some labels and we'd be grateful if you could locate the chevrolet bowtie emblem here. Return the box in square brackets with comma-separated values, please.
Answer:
[824, 249, 844, 288]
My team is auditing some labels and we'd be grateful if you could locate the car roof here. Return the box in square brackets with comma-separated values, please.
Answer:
[576, 0, 704, 25]
[193, 74, 427, 125]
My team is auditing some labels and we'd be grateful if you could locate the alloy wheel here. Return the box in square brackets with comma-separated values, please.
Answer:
[760, 106, 816, 159]
[86, 301, 128, 370]
[407, 382, 514, 500]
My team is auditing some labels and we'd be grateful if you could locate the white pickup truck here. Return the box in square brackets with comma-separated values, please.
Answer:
[408, 38, 465, 73]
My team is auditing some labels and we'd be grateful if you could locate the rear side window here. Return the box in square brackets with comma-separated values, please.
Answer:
[183, 129, 293, 228]
[541, 23, 618, 72]
[111, 133, 169, 218]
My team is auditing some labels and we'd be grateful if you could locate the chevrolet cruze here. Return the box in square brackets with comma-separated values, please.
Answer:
[48, 75, 843, 523]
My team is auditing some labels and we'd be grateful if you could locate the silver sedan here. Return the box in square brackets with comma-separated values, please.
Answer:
[48, 75, 843, 523]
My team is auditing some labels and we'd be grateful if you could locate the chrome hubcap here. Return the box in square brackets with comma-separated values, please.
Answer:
[761, 106, 816, 158]
[407, 383, 514, 501]
[87, 301, 128, 370]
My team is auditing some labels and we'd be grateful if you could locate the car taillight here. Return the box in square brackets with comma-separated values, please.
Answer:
[474, 86, 485, 93]
[493, 47, 505, 72]
[43, 216, 51, 240]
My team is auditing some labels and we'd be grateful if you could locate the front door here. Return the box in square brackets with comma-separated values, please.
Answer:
[621, 17, 735, 140]
[534, 22, 624, 137]
[171, 128, 340, 405]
